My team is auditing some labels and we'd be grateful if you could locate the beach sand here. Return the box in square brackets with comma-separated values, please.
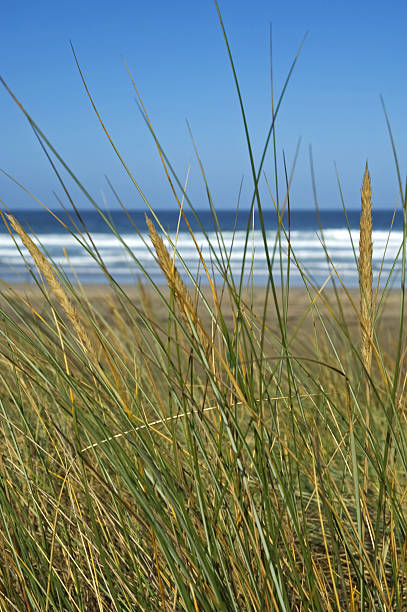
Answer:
[3, 282, 402, 352]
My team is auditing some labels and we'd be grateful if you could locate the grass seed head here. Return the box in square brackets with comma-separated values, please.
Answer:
[6, 213, 97, 362]
[358, 163, 373, 375]
[146, 214, 209, 353]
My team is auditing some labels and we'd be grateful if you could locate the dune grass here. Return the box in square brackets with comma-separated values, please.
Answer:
[1, 5, 407, 611]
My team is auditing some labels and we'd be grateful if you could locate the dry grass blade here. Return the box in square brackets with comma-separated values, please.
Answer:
[5, 213, 98, 363]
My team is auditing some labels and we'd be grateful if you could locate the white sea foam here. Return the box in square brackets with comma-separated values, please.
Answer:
[0, 227, 405, 286]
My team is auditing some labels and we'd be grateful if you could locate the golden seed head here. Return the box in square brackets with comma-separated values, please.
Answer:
[146, 215, 209, 352]
[6, 214, 97, 362]
[358, 164, 373, 375]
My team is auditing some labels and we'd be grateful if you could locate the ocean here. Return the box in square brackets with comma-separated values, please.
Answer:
[0, 207, 405, 288]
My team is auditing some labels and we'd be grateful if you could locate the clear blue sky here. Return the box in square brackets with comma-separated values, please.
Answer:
[1, 0, 406, 211]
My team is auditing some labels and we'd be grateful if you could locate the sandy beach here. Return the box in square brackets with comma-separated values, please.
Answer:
[4, 281, 403, 350]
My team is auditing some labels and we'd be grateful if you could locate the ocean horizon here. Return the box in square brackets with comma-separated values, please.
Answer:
[0, 207, 405, 287]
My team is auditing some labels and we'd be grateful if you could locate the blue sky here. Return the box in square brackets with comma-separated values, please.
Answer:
[1, 0, 406, 211]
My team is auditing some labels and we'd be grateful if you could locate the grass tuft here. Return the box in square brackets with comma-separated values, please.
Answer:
[0, 11, 407, 611]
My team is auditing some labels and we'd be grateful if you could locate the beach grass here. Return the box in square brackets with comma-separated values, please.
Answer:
[1, 5, 407, 611]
